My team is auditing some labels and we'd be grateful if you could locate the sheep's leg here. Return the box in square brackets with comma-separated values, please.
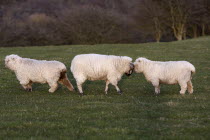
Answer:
[20, 80, 32, 92]
[21, 84, 28, 90]
[179, 82, 187, 95]
[155, 86, 160, 94]
[76, 80, 86, 95]
[48, 82, 58, 93]
[105, 80, 110, 94]
[26, 81, 33, 92]
[187, 80, 193, 94]
[152, 80, 160, 94]
[110, 81, 121, 94]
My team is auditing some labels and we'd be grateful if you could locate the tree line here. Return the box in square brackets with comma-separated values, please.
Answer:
[0, 0, 209, 47]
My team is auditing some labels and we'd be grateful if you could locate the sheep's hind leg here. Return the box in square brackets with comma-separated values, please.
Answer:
[187, 80, 193, 94]
[105, 80, 110, 94]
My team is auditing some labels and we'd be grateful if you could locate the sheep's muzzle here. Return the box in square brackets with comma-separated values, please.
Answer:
[125, 69, 133, 76]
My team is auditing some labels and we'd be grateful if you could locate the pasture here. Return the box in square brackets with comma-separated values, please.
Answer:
[0, 37, 210, 139]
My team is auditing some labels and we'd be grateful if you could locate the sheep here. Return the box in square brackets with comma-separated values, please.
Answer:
[5, 54, 74, 93]
[70, 54, 134, 95]
[134, 57, 195, 94]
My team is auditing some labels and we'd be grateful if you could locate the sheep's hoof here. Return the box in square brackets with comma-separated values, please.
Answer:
[188, 90, 193, 94]
[180, 91, 186, 95]
[70, 88, 75, 92]
[118, 91, 122, 95]
[26, 88, 32, 92]
[79, 93, 84, 96]
[155, 92, 160, 95]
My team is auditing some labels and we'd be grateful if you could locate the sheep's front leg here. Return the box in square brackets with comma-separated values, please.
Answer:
[48, 82, 58, 93]
[152, 80, 160, 94]
[74, 77, 86, 95]
[155, 86, 160, 94]
[77, 83, 84, 95]
[105, 80, 110, 94]
[22, 84, 32, 92]
[20, 80, 32, 92]
[110, 80, 122, 94]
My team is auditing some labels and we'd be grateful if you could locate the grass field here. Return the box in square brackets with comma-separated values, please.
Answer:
[0, 37, 210, 139]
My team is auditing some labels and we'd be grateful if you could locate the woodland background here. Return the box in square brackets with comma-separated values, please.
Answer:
[0, 0, 210, 46]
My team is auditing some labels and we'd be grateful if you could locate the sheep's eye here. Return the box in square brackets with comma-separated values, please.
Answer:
[138, 60, 141, 62]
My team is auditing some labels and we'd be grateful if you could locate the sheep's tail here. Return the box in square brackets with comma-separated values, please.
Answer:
[59, 69, 74, 92]
[189, 64, 195, 79]
[190, 64, 196, 74]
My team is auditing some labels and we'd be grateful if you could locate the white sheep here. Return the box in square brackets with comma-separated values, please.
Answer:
[70, 54, 134, 95]
[134, 57, 195, 94]
[5, 54, 74, 93]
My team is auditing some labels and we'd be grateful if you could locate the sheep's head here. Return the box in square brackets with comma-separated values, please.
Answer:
[125, 63, 134, 76]
[134, 57, 147, 73]
[119, 56, 134, 76]
[5, 54, 22, 71]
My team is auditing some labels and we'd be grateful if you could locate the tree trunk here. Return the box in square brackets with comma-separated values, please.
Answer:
[172, 24, 184, 41]
[192, 25, 197, 38]
[155, 35, 160, 43]
[173, 27, 183, 41]
[155, 30, 161, 43]
[153, 17, 162, 43]
[183, 27, 186, 40]
[176, 34, 182, 41]
[201, 23, 205, 36]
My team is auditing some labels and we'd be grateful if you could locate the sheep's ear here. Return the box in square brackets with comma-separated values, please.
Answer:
[17, 57, 22, 63]
[13, 57, 22, 63]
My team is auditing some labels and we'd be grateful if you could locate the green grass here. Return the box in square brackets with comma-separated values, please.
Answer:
[0, 37, 210, 139]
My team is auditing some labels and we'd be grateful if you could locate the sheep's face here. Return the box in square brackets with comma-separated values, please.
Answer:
[5, 54, 22, 71]
[125, 63, 134, 76]
[134, 58, 144, 73]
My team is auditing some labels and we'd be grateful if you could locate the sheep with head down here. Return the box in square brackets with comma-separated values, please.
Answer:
[5, 54, 74, 93]
[134, 57, 195, 95]
[70, 54, 134, 95]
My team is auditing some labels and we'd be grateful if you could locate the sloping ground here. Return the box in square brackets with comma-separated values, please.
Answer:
[0, 37, 209, 139]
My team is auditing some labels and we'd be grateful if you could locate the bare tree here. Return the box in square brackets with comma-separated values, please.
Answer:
[57, 5, 130, 44]
[135, 0, 165, 42]
[197, 0, 210, 36]
[159, 0, 193, 41]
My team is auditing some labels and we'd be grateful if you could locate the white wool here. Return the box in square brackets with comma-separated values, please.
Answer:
[71, 54, 133, 94]
[134, 57, 195, 94]
[5, 54, 71, 93]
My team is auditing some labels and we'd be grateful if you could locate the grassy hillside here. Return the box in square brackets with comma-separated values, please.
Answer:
[0, 37, 210, 139]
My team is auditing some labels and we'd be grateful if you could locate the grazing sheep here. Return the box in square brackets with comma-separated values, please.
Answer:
[5, 54, 74, 93]
[70, 54, 134, 95]
[134, 57, 195, 94]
